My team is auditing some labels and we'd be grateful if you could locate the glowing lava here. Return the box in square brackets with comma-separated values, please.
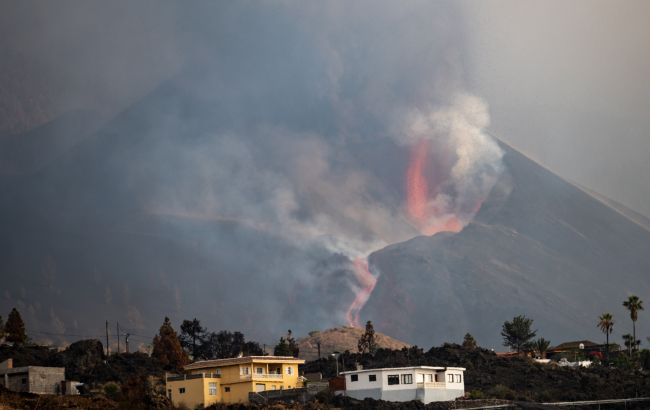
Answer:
[345, 257, 377, 327]
[406, 139, 431, 224]
[406, 138, 463, 236]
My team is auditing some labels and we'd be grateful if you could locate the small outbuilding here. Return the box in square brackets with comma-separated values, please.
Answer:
[0, 359, 66, 395]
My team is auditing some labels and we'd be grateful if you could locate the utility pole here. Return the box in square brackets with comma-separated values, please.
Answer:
[125, 333, 130, 354]
[317, 341, 321, 360]
[105, 320, 110, 356]
[117, 322, 120, 354]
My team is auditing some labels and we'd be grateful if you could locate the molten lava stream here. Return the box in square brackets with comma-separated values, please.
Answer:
[406, 138, 463, 235]
[406, 139, 431, 225]
[345, 257, 376, 328]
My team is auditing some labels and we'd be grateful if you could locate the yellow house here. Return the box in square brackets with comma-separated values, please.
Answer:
[165, 356, 305, 408]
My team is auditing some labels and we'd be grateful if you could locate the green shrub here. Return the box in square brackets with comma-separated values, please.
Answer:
[489, 384, 515, 400]
[103, 382, 120, 400]
[468, 390, 485, 399]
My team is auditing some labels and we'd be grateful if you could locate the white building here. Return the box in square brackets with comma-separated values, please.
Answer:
[341, 366, 465, 404]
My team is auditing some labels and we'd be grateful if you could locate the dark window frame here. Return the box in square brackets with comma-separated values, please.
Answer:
[350, 374, 358, 382]
[369, 374, 377, 382]
[387, 375, 400, 385]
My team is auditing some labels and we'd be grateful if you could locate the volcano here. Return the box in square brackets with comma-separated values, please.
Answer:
[362, 141, 650, 348]
[1, 62, 648, 349]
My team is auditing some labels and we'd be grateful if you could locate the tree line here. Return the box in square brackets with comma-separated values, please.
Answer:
[150, 317, 300, 371]
[498, 294, 645, 366]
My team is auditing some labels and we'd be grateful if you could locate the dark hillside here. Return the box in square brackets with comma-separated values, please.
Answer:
[364, 143, 650, 347]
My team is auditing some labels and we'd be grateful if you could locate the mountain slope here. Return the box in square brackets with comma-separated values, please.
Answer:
[362, 143, 650, 348]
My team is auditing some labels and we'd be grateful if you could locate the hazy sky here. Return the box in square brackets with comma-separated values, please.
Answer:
[462, 1, 650, 218]
[2, 1, 647, 217]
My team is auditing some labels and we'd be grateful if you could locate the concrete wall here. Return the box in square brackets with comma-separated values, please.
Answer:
[5, 372, 29, 392]
[423, 388, 465, 403]
[27, 367, 65, 394]
[346, 387, 382, 401]
[0, 367, 64, 394]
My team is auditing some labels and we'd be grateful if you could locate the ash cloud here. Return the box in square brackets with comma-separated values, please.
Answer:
[0, 1, 506, 342]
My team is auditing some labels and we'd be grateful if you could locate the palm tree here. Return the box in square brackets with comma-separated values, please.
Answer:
[534, 337, 551, 359]
[597, 313, 614, 364]
[623, 295, 644, 354]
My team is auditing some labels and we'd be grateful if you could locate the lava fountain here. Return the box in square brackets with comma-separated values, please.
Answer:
[406, 138, 462, 235]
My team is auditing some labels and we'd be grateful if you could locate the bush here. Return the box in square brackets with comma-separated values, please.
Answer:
[103, 382, 120, 400]
[468, 390, 485, 399]
[489, 384, 515, 400]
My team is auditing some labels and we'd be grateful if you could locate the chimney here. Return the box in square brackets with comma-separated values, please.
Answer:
[0, 359, 13, 370]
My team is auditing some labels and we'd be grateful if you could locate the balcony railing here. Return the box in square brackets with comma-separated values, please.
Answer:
[416, 381, 447, 389]
[255, 373, 283, 379]
[240, 373, 284, 380]
[167, 373, 221, 382]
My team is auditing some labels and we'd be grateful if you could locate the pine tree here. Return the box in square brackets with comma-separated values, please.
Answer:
[286, 330, 299, 357]
[273, 337, 292, 356]
[152, 317, 188, 371]
[179, 318, 206, 360]
[0, 316, 5, 342]
[358, 321, 378, 354]
[462, 333, 477, 350]
[5, 308, 27, 345]
[501, 315, 537, 353]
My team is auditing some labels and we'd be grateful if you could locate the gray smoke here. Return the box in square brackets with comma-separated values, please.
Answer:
[0, 1, 508, 343]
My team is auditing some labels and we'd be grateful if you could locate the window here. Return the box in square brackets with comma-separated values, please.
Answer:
[167, 389, 172, 399]
[387, 375, 399, 385]
[351, 374, 358, 382]
[401, 374, 413, 384]
[368, 374, 377, 382]
[272, 385, 277, 390]
[286, 366, 293, 375]
[256, 367, 264, 374]
[240, 366, 250, 375]
[179, 387, 186, 394]
[455, 374, 462, 383]
[426, 374, 433, 382]
[21, 378, 27, 385]
[448, 374, 454, 383]
[215, 368, 221, 375]
[224, 387, 231, 393]
[435, 373, 443, 382]
[208, 382, 217, 396]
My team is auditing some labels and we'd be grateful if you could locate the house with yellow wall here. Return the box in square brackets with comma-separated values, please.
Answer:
[165, 356, 305, 408]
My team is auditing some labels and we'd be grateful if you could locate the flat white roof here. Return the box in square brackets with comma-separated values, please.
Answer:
[340, 366, 465, 375]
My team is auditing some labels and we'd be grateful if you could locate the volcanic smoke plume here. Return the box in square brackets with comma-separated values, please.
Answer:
[402, 94, 504, 236]
[0, 1, 508, 339]
[344, 95, 505, 327]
